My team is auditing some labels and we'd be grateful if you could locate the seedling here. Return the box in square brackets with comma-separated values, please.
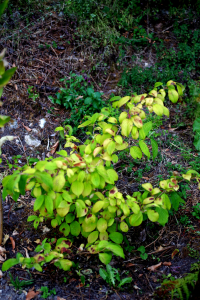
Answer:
[137, 246, 148, 260]
[192, 203, 200, 219]
[40, 286, 56, 299]
[99, 264, 132, 288]
[9, 272, 33, 290]
[27, 86, 39, 102]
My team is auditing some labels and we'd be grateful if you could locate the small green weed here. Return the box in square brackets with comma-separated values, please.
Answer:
[27, 86, 39, 102]
[192, 203, 200, 219]
[137, 246, 148, 260]
[99, 264, 132, 289]
[9, 272, 33, 290]
[40, 286, 56, 299]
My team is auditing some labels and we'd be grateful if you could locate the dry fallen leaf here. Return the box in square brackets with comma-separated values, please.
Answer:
[50, 141, 59, 154]
[22, 123, 32, 132]
[26, 290, 40, 300]
[57, 297, 67, 300]
[12, 230, 19, 236]
[163, 262, 172, 266]
[0, 270, 3, 278]
[0, 246, 6, 262]
[42, 226, 50, 233]
[10, 237, 15, 250]
[147, 262, 162, 272]
[2, 234, 9, 245]
[34, 239, 40, 244]
[126, 263, 135, 267]
[23, 247, 30, 258]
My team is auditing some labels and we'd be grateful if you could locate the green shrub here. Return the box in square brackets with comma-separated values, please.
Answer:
[2, 80, 199, 273]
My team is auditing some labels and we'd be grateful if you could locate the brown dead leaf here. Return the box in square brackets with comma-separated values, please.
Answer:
[163, 262, 172, 266]
[14, 84, 18, 91]
[126, 263, 135, 267]
[147, 262, 162, 272]
[142, 177, 149, 180]
[57, 298, 67, 300]
[2, 234, 9, 245]
[50, 141, 59, 154]
[34, 239, 41, 244]
[0, 246, 6, 262]
[22, 123, 32, 132]
[0, 270, 2, 278]
[26, 290, 40, 300]
[23, 247, 30, 258]
[10, 237, 15, 250]
[138, 274, 143, 278]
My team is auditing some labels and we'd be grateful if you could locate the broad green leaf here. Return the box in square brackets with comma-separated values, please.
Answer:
[71, 181, 84, 196]
[120, 221, 128, 232]
[143, 121, 152, 136]
[0, 0, 9, 17]
[153, 104, 163, 116]
[45, 195, 53, 214]
[107, 141, 116, 155]
[155, 207, 169, 226]
[88, 231, 99, 244]
[119, 112, 128, 123]
[147, 209, 159, 222]
[27, 215, 38, 222]
[59, 223, 70, 236]
[0, 67, 17, 88]
[97, 218, 107, 233]
[82, 182, 92, 197]
[92, 201, 104, 213]
[91, 172, 100, 188]
[129, 212, 143, 226]
[70, 221, 81, 236]
[121, 119, 133, 137]
[107, 169, 118, 183]
[130, 146, 142, 159]
[154, 82, 163, 88]
[168, 89, 179, 103]
[109, 232, 123, 244]
[163, 106, 169, 117]
[117, 96, 130, 107]
[0, 115, 10, 127]
[114, 135, 123, 145]
[151, 138, 158, 160]
[170, 192, 185, 211]
[34, 195, 44, 211]
[139, 140, 150, 158]
[106, 243, 125, 258]
[161, 194, 171, 210]
[2, 258, 18, 271]
[78, 120, 92, 128]
[99, 253, 112, 265]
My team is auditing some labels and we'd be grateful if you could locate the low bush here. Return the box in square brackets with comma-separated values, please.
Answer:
[2, 80, 200, 273]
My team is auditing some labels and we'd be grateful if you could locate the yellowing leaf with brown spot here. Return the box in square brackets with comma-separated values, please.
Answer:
[121, 119, 133, 137]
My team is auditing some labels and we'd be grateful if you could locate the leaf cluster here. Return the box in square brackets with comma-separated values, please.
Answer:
[2, 79, 199, 273]
[99, 264, 132, 288]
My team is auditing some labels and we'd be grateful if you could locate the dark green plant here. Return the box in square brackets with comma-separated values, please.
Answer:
[99, 264, 132, 288]
[9, 272, 33, 290]
[40, 286, 56, 299]
[193, 117, 200, 151]
[192, 203, 200, 219]
[137, 245, 148, 260]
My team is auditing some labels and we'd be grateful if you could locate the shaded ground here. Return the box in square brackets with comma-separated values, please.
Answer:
[0, 7, 200, 300]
